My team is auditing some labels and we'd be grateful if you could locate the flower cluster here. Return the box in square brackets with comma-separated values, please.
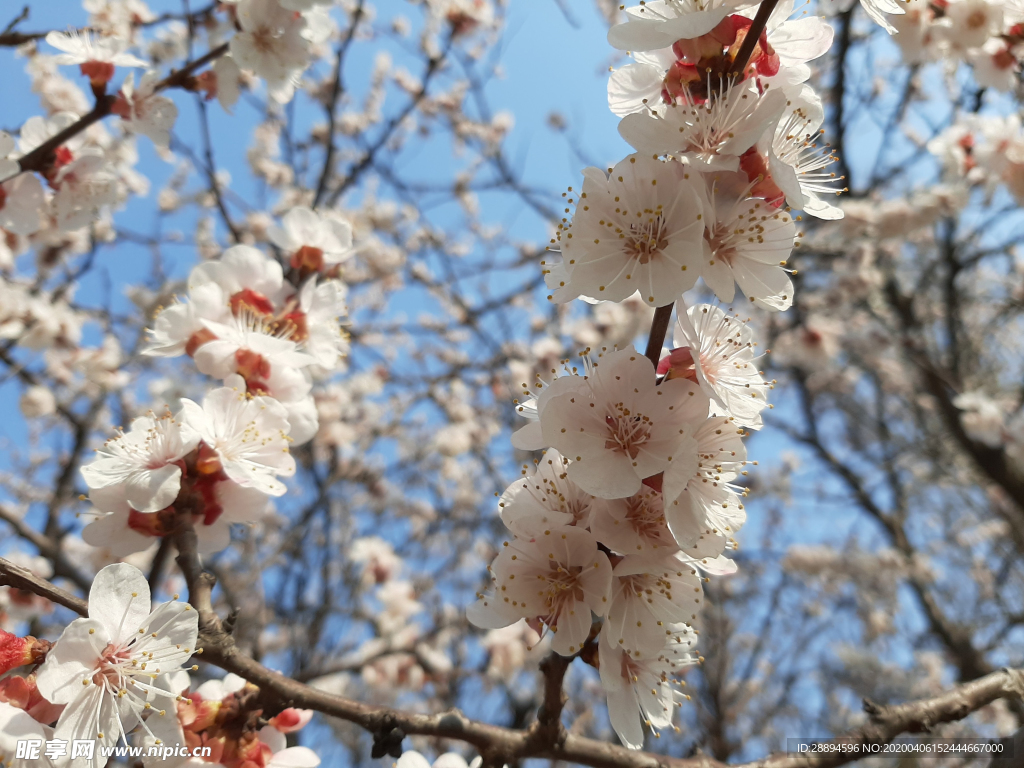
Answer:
[889, 0, 1020, 85]
[0, 0, 883, 761]
[471, 0, 836, 748]
[0, 1, 332, 243]
[80, 209, 350, 558]
[542, 0, 851, 315]
[471, 312, 770, 744]
[928, 114, 1024, 206]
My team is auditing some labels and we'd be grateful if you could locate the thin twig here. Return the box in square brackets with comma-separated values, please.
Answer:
[0, 556, 89, 615]
[312, 0, 365, 209]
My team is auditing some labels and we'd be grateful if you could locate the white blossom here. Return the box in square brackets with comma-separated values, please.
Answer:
[468, 526, 612, 656]
[696, 171, 797, 311]
[598, 623, 698, 748]
[608, 0, 752, 52]
[499, 448, 597, 537]
[230, 0, 312, 103]
[35, 564, 197, 760]
[518, 347, 711, 502]
[546, 154, 706, 307]
[670, 303, 772, 429]
[179, 378, 296, 496]
[268, 207, 357, 271]
[80, 410, 199, 514]
[618, 82, 786, 171]
[45, 29, 147, 72]
[114, 71, 178, 148]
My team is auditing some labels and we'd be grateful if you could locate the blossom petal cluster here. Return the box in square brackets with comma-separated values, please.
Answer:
[0, 1, 334, 239]
[76, 218, 349, 558]
[473, 343, 753, 743]
[144, 240, 349, 444]
[544, 3, 847, 318]
[472, 0, 849, 747]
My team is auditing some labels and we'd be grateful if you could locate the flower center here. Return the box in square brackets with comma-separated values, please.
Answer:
[251, 26, 278, 54]
[604, 408, 652, 459]
[230, 288, 275, 317]
[706, 223, 741, 267]
[540, 561, 585, 621]
[623, 495, 667, 541]
[698, 351, 719, 385]
[623, 216, 668, 265]
[621, 572, 672, 600]
[93, 643, 131, 687]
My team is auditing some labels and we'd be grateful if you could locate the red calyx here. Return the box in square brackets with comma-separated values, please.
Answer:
[290, 245, 325, 272]
[739, 147, 786, 206]
[185, 327, 218, 357]
[235, 348, 271, 384]
[658, 347, 700, 383]
[127, 508, 175, 538]
[230, 288, 275, 317]
[79, 60, 115, 87]
[0, 673, 64, 724]
[0, 630, 49, 674]
[993, 46, 1016, 69]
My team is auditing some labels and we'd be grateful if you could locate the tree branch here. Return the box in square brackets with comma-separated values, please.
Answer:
[0, 556, 89, 615]
[16, 42, 229, 175]
[312, 0, 365, 209]
[7, 559, 1020, 768]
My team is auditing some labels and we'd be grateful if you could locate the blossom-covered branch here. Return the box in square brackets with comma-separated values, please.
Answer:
[7, 554, 1022, 768]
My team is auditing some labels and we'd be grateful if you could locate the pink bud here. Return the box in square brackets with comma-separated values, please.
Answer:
[269, 707, 314, 733]
[0, 630, 48, 674]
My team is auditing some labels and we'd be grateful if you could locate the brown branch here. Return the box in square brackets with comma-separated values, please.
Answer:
[172, 513, 219, 631]
[0, 556, 88, 615]
[16, 42, 229, 175]
[325, 35, 453, 207]
[787, 374, 1010, 692]
[829, 8, 854, 191]
[6, 558, 1022, 768]
[644, 304, 674, 368]
[882, 278, 1024, 529]
[756, 668, 1024, 768]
